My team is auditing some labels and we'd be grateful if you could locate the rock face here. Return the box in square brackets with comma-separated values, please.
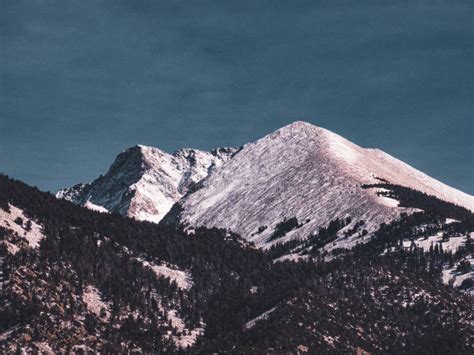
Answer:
[58, 121, 473, 248]
[57, 145, 236, 223]
[174, 122, 473, 247]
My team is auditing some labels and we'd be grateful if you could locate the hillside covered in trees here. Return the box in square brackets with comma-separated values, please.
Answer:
[0, 175, 473, 353]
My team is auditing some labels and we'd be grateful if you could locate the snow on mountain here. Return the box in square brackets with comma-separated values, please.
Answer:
[166, 309, 204, 349]
[82, 285, 111, 321]
[244, 307, 277, 329]
[135, 257, 193, 290]
[57, 145, 236, 223]
[0, 204, 45, 253]
[442, 254, 474, 294]
[175, 121, 473, 247]
[57, 121, 473, 250]
[84, 200, 109, 213]
[400, 232, 472, 253]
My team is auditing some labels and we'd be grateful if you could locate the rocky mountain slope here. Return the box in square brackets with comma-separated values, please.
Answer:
[57, 146, 236, 223]
[58, 122, 473, 252]
[173, 122, 473, 247]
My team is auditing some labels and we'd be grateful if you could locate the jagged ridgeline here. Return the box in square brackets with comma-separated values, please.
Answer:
[0, 174, 473, 353]
[58, 122, 473, 253]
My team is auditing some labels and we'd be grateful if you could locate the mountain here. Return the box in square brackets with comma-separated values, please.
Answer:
[174, 122, 473, 248]
[57, 146, 236, 223]
[1, 174, 473, 353]
[57, 121, 474, 258]
[59, 122, 473, 253]
[2, 122, 473, 352]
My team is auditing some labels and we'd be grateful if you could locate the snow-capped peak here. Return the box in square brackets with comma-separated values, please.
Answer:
[174, 121, 473, 247]
[58, 121, 472, 248]
[57, 144, 236, 223]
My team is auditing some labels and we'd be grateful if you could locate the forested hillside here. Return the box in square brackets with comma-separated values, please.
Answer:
[0, 175, 472, 353]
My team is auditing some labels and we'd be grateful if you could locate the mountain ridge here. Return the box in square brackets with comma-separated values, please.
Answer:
[57, 121, 473, 250]
[57, 145, 236, 223]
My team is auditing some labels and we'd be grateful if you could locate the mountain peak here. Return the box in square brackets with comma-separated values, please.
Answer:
[57, 143, 236, 222]
[58, 122, 473, 231]
[280, 120, 321, 130]
[175, 123, 473, 247]
[266, 121, 349, 153]
[274, 121, 325, 136]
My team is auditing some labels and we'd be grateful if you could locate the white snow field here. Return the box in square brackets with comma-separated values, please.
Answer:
[0, 204, 45, 253]
[178, 122, 473, 247]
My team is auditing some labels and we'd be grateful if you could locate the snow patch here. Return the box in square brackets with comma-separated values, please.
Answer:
[0, 204, 44, 251]
[445, 218, 459, 224]
[3, 241, 20, 255]
[166, 310, 204, 348]
[322, 335, 336, 347]
[245, 307, 277, 329]
[84, 200, 109, 213]
[375, 189, 400, 208]
[274, 253, 308, 263]
[401, 233, 467, 253]
[136, 258, 193, 290]
[82, 285, 111, 321]
[33, 342, 54, 354]
[442, 255, 473, 294]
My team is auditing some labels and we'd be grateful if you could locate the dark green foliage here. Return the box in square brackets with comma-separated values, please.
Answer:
[266, 218, 351, 259]
[456, 260, 471, 273]
[251, 225, 267, 237]
[459, 278, 473, 290]
[0, 174, 472, 354]
[268, 217, 300, 241]
[362, 183, 474, 226]
[302, 217, 352, 255]
[24, 220, 32, 232]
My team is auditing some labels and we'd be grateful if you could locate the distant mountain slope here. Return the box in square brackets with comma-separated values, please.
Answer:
[174, 121, 473, 247]
[57, 146, 236, 223]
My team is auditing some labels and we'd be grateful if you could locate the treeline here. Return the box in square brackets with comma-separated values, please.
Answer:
[362, 183, 474, 226]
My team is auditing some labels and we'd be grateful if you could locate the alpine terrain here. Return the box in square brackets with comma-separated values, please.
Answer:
[172, 122, 473, 249]
[1, 121, 473, 353]
[59, 121, 473, 251]
[57, 146, 236, 223]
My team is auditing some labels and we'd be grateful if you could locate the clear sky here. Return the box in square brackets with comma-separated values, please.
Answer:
[1, 0, 473, 194]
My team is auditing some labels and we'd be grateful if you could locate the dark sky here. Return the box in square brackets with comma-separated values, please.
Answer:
[1, 0, 473, 194]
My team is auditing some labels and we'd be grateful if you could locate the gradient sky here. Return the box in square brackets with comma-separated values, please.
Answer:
[1, 0, 473, 194]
